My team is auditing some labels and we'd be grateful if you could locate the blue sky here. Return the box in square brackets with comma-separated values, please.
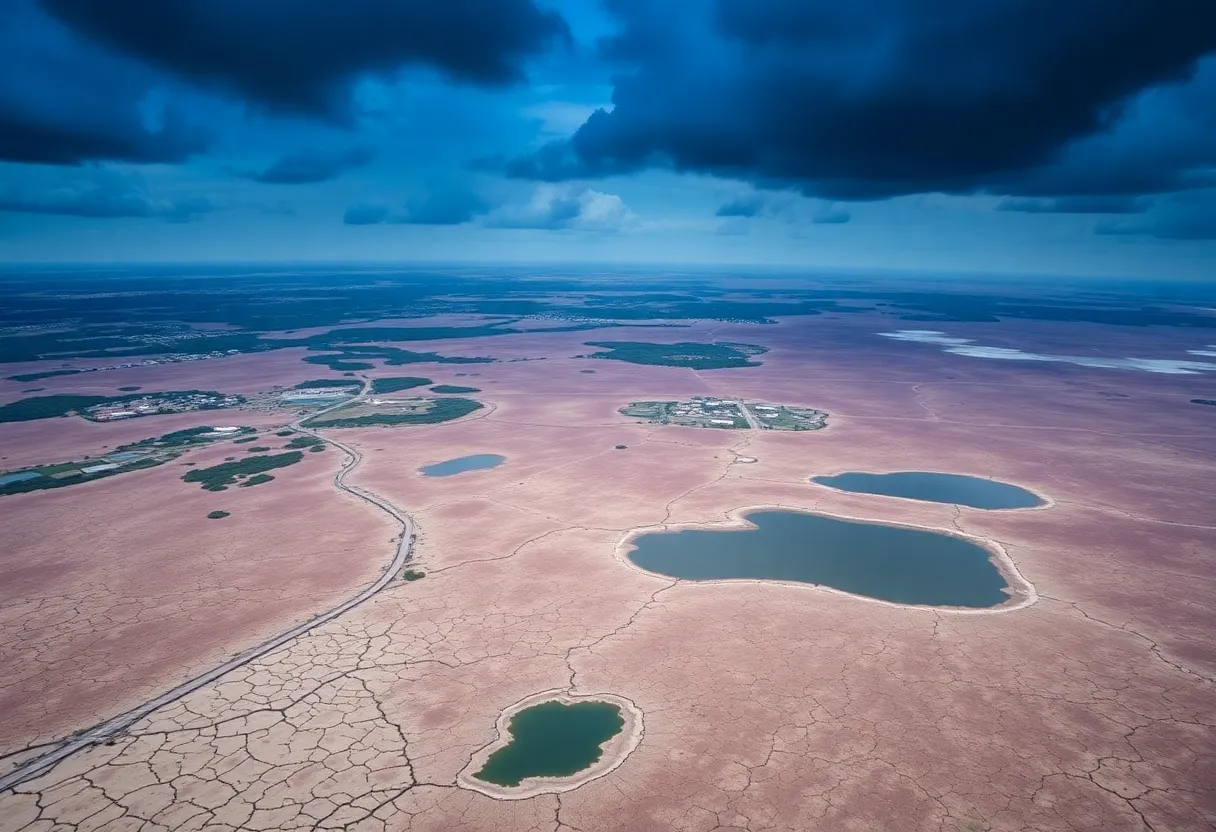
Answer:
[1, 0, 1214, 277]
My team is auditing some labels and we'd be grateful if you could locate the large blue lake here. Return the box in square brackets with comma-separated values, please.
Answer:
[627, 509, 1011, 608]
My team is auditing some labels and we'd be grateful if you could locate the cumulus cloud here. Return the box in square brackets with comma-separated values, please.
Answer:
[507, 0, 1216, 200]
[0, 0, 208, 164]
[343, 181, 491, 226]
[486, 185, 639, 231]
[881, 330, 1216, 374]
[233, 148, 375, 185]
[0, 166, 214, 221]
[41, 0, 570, 120]
[343, 204, 392, 226]
[399, 182, 490, 225]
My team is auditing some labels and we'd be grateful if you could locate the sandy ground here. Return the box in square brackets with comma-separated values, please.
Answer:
[1, 311, 1214, 831]
[0, 434, 397, 757]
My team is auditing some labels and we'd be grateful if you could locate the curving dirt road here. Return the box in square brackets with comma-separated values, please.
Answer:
[0, 382, 416, 791]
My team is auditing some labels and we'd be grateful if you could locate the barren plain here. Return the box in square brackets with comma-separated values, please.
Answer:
[1, 311, 1214, 831]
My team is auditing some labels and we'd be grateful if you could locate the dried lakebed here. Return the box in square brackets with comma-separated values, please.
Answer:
[812, 471, 1045, 509]
[625, 509, 1034, 609]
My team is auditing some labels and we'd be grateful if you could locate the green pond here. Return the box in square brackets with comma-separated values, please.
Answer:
[419, 453, 505, 477]
[474, 700, 625, 787]
[812, 471, 1043, 509]
[628, 510, 1010, 608]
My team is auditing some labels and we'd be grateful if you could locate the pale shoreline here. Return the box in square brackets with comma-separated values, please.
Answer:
[614, 503, 1039, 615]
[807, 467, 1055, 513]
[456, 689, 645, 800]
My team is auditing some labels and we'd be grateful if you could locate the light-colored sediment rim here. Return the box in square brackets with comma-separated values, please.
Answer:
[457, 689, 645, 800]
[614, 504, 1038, 615]
[807, 468, 1054, 512]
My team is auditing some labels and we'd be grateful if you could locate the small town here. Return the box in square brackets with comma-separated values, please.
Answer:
[86, 391, 244, 421]
[621, 397, 828, 430]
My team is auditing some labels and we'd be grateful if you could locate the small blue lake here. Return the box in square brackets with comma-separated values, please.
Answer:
[420, 454, 506, 477]
[811, 472, 1043, 510]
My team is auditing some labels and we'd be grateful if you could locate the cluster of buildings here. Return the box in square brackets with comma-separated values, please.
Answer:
[87, 392, 243, 422]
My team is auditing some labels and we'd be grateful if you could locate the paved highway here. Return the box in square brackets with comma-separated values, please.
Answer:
[1, 383, 415, 791]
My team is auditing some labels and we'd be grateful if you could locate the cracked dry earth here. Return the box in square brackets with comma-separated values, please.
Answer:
[2, 316, 1215, 831]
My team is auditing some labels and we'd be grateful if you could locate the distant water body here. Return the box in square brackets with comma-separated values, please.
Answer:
[628, 510, 1010, 608]
[812, 471, 1043, 509]
[419, 453, 505, 477]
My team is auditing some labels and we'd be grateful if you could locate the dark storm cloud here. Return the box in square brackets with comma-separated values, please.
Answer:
[0, 0, 208, 164]
[998, 196, 1151, 214]
[41, 0, 570, 120]
[0, 167, 214, 221]
[508, 0, 1216, 199]
[234, 148, 376, 185]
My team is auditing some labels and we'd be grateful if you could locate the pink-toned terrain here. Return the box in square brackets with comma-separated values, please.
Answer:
[1, 311, 1214, 831]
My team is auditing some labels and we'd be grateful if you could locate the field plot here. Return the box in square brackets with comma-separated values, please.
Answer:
[302, 395, 483, 428]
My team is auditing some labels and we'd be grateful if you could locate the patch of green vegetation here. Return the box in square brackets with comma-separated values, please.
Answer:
[182, 452, 303, 491]
[6, 369, 83, 382]
[207, 510, 230, 519]
[124, 425, 254, 450]
[303, 397, 483, 428]
[0, 457, 162, 496]
[309, 444, 325, 452]
[117, 386, 141, 392]
[580, 369, 596, 374]
[581, 341, 768, 370]
[285, 435, 324, 449]
[240, 473, 275, 487]
[232, 436, 259, 444]
[401, 569, 426, 581]
[1192, 398, 1216, 407]
[293, 378, 361, 389]
[0, 391, 235, 423]
[245, 445, 271, 452]
[304, 356, 376, 371]
[303, 345, 493, 372]
[275, 429, 294, 436]
[430, 384, 480, 394]
[371, 376, 432, 394]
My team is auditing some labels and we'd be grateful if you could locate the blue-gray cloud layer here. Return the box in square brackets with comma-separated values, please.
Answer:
[509, 0, 1216, 200]
[39, 0, 569, 119]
